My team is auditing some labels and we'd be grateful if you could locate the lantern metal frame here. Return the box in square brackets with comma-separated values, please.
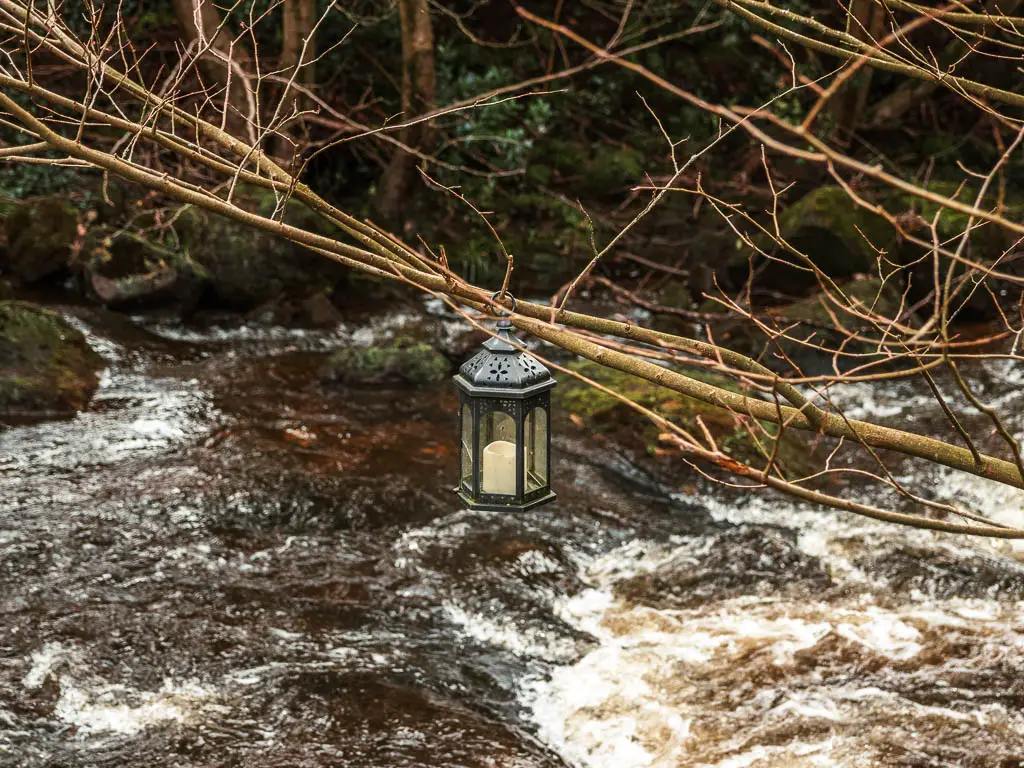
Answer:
[453, 306, 556, 512]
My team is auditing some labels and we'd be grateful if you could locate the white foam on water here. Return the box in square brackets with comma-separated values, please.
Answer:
[1, 370, 215, 475]
[141, 320, 348, 347]
[443, 602, 580, 662]
[23, 641, 68, 689]
[21, 641, 212, 738]
[932, 466, 1024, 557]
[812, 379, 932, 423]
[521, 524, 1024, 768]
[54, 679, 211, 736]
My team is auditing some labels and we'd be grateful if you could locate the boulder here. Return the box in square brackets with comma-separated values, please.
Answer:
[2, 198, 80, 284]
[321, 336, 450, 386]
[0, 301, 104, 421]
[247, 290, 344, 327]
[762, 276, 907, 375]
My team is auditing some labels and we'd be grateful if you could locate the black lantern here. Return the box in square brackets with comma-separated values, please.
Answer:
[454, 306, 556, 512]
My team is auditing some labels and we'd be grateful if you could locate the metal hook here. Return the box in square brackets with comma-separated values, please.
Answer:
[489, 291, 517, 317]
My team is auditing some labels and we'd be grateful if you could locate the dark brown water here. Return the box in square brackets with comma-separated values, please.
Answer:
[2, 305, 1024, 767]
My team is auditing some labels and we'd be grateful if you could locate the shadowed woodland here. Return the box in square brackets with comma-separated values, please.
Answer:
[5, 3, 1024, 767]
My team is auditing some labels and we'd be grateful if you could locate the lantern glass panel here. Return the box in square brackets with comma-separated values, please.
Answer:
[460, 403, 473, 491]
[524, 406, 548, 492]
[481, 409, 517, 495]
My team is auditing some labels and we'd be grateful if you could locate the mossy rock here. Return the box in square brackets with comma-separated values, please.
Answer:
[0, 301, 104, 421]
[895, 179, 1024, 249]
[321, 336, 450, 386]
[895, 180, 1024, 313]
[532, 138, 643, 198]
[554, 360, 813, 477]
[171, 186, 347, 310]
[3, 198, 79, 284]
[777, 186, 898, 280]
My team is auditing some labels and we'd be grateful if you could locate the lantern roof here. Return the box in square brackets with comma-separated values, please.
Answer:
[454, 320, 556, 398]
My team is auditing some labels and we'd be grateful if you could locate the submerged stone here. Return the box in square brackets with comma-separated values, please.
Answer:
[173, 187, 347, 310]
[0, 301, 104, 421]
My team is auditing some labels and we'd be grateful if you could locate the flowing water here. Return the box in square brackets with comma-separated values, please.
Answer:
[2, 303, 1024, 767]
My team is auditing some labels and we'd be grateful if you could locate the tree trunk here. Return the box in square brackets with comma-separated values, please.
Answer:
[277, 0, 318, 160]
[172, 0, 254, 139]
[281, 0, 317, 92]
[373, 0, 436, 226]
[830, 0, 884, 144]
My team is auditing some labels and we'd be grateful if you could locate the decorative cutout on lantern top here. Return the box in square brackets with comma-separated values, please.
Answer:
[458, 324, 552, 391]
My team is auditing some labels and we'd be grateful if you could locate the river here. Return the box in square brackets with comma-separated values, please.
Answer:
[2, 303, 1024, 767]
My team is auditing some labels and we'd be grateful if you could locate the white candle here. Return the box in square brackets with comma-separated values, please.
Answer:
[482, 440, 517, 495]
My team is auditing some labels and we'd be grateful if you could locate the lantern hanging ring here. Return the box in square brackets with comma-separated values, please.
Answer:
[489, 291, 517, 318]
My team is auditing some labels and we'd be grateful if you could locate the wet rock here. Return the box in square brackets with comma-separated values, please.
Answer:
[205, 467, 453, 534]
[2, 197, 80, 284]
[0, 301, 104, 421]
[554, 360, 815, 479]
[370, 311, 485, 362]
[234, 670, 567, 767]
[771, 275, 903, 327]
[860, 543, 1024, 600]
[18, 669, 61, 718]
[761, 275, 908, 374]
[321, 336, 450, 386]
[174, 187, 347, 310]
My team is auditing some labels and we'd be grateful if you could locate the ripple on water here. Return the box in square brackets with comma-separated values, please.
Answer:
[0, 368, 215, 476]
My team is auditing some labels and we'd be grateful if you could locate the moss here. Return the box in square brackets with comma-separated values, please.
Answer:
[582, 146, 644, 197]
[554, 360, 812, 477]
[0, 301, 104, 420]
[322, 336, 450, 386]
[897, 179, 1023, 254]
